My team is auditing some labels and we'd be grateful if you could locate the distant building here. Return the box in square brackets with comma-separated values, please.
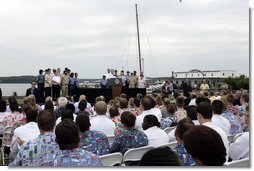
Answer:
[149, 69, 242, 91]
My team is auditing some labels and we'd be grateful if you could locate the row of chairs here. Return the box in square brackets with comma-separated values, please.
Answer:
[99, 141, 178, 166]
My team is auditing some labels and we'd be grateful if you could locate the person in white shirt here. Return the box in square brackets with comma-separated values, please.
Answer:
[74, 95, 92, 113]
[104, 68, 115, 80]
[135, 98, 161, 131]
[142, 115, 169, 147]
[138, 74, 147, 88]
[9, 109, 40, 162]
[196, 102, 229, 159]
[0, 99, 8, 135]
[229, 132, 249, 161]
[52, 69, 61, 101]
[149, 97, 162, 121]
[90, 101, 115, 135]
[211, 100, 230, 134]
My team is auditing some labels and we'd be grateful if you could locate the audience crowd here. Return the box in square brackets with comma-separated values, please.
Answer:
[0, 70, 250, 167]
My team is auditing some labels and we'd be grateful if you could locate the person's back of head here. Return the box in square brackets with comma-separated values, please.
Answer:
[55, 119, 80, 150]
[183, 125, 226, 166]
[137, 93, 143, 99]
[186, 105, 197, 120]
[61, 109, 74, 121]
[75, 114, 91, 132]
[78, 99, 87, 112]
[121, 111, 136, 128]
[37, 110, 56, 132]
[175, 118, 195, 141]
[196, 102, 213, 120]
[26, 109, 38, 123]
[94, 101, 107, 115]
[66, 103, 75, 114]
[142, 115, 160, 130]
[211, 100, 224, 115]
[141, 98, 152, 111]
[8, 96, 19, 112]
[167, 104, 176, 116]
[241, 93, 249, 103]
[95, 96, 103, 103]
[133, 98, 141, 108]
[140, 147, 182, 166]
[0, 99, 6, 112]
[44, 100, 54, 112]
[119, 98, 128, 109]
[109, 106, 119, 118]
[209, 91, 215, 97]
[226, 94, 235, 105]
[195, 94, 206, 105]
[58, 97, 68, 108]
[176, 96, 184, 108]
[120, 93, 127, 99]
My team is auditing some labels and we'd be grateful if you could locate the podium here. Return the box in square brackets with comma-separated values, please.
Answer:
[108, 78, 122, 99]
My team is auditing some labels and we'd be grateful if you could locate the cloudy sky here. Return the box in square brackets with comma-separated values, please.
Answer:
[0, 0, 249, 79]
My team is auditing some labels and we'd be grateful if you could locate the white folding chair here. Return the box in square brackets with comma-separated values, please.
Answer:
[1, 126, 13, 165]
[164, 126, 176, 134]
[224, 157, 249, 167]
[156, 141, 178, 149]
[232, 133, 243, 143]
[106, 135, 115, 146]
[122, 145, 155, 165]
[227, 134, 235, 144]
[99, 152, 122, 166]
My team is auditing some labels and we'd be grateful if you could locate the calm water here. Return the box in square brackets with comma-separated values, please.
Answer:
[0, 83, 30, 96]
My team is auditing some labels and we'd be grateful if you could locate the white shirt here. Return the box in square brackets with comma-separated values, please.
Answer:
[135, 110, 162, 131]
[151, 108, 163, 121]
[90, 115, 116, 135]
[52, 75, 61, 85]
[144, 126, 169, 147]
[10, 122, 40, 160]
[168, 128, 176, 142]
[229, 132, 249, 160]
[188, 99, 196, 106]
[55, 114, 77, 126]
[202, 122, 229, 159]
[212, 114, 231, 135]
[138, 77, 146, 88]
[74, 101, 92, 113]
[105, 73, 115, 80]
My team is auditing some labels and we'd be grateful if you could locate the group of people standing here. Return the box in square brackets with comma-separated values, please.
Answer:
[100, 68, 147, 89]
[32, 67, 79, 102]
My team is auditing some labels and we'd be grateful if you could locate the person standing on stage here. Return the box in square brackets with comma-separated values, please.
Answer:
[36, 69, 45, 102]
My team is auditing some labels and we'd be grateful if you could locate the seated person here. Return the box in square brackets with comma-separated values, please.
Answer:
[173, 118, 196, 166]
[139, 147, 182, 166]
[75, 114, 110, 156]
[46, 119, 102, 166]
[142, 115, 169, 147]
[229, 132, 249, 161]
[110, 111, 148, 154]
[9, 110, 59, 166]
[183, 125, 227, 166]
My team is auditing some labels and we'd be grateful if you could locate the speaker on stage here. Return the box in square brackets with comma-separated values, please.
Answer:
[108, 78, 122, 99]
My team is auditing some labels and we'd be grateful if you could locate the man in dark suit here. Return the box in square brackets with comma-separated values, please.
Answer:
[26, 81, 40, 102]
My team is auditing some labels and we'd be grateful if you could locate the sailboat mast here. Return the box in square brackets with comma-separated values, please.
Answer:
[135, 3, 142, 73]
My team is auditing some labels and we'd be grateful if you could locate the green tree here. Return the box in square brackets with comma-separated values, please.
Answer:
[224, 75, 249, 90]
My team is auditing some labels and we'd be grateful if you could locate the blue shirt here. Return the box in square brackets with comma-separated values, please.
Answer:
[110, 128, 148, 154]
[9, 132, 59, 166]
[221, 110, 243, 136]
[80, 130, 110, 156]
[44, 148, 102, 166]
[173, 143, 195, 166]
[161, 116, 177, 129]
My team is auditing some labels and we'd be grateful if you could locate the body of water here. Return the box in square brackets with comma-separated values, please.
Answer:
[0, 83, 30, 96]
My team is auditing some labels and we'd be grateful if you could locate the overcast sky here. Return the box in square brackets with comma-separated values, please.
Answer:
[0, 0, 249, 79]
